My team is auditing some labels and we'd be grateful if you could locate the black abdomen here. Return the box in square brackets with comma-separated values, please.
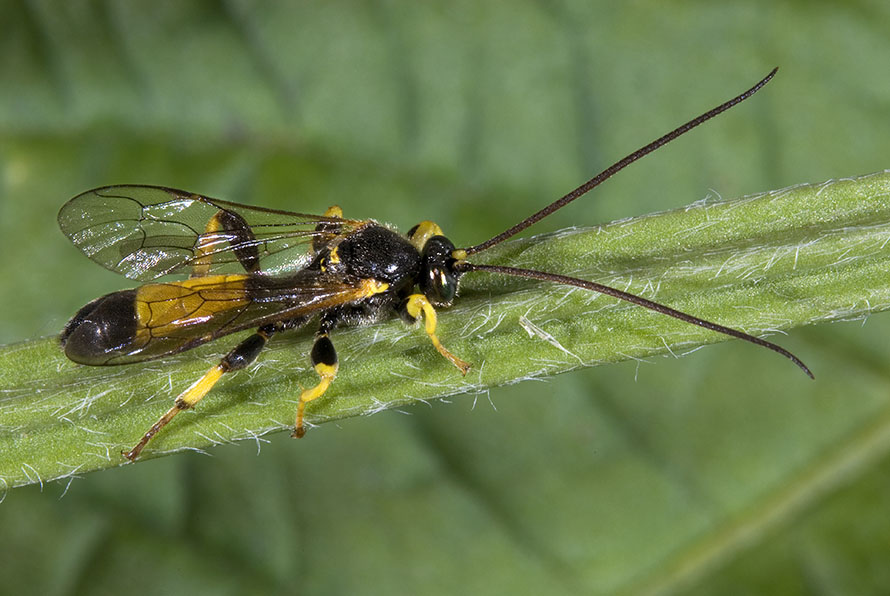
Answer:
[60, 290, 139, 365]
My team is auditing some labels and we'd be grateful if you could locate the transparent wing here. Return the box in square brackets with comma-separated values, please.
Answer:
[104, 271, 380, 364]
[58, 185, 366, 281]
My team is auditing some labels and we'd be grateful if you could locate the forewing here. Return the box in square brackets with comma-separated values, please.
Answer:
[109, 272, 378, 364]
[59, 185, 365, 281]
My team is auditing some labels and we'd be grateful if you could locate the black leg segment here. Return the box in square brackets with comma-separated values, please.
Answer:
[293, 311, 342, 438]
[124, 325, 277, 461]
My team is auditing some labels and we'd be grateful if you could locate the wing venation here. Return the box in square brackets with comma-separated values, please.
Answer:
[59, 185, 366, 280]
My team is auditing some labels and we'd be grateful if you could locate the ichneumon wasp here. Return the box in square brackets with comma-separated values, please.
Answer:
[59, 67, 811, 461]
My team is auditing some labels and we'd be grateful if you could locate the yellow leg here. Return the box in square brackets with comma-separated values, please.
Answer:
[323, 205, 343, 218]
[405, 294, 470, 375]
[294, 361, 338, 438]
[123, 329, 270, 461]
[123, 364, 225, 461]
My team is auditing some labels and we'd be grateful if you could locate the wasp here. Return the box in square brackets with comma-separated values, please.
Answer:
[59, 68, 811, 461]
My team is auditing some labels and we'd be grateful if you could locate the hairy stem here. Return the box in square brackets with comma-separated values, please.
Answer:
[1, 171, 889, 490]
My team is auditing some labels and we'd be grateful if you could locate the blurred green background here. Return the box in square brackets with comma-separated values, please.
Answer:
[2, 1, 890, 594]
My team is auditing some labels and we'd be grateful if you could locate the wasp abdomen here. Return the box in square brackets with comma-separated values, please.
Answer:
[60, 290, 138, 365]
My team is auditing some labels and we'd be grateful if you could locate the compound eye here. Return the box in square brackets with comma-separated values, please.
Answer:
[420, 234, 458, 306]
[430, 268, 456, 305]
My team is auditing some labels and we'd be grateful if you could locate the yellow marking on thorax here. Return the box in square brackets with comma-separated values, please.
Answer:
[360, 279, 389, 297]
[319, 245, 342, 273]
[135, 274, 250, 337]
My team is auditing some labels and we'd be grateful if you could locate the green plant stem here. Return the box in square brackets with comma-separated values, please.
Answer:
[1, 171, 890, 490]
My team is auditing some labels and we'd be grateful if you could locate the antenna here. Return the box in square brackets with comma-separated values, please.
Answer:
[455, 262, 813, 378]
[461, 68, 778, 256]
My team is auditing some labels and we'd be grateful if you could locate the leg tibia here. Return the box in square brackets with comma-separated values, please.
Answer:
[123, 329, 271, 461]
[294, 333, 339, 438]
[404, 294, 470, 375]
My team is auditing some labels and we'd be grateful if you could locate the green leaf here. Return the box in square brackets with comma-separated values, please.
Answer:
[3, 3, 890, 595]
[3, 172, 889, 486]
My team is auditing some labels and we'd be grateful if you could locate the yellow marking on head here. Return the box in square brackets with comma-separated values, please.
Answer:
[408, 221, 444, 252]
[324, 205, 343, 218]
[405, 293, 470, 374]
[451, 249, 467, 261]
[329, 246, 341, 264]
[134, 274, 250, 338]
